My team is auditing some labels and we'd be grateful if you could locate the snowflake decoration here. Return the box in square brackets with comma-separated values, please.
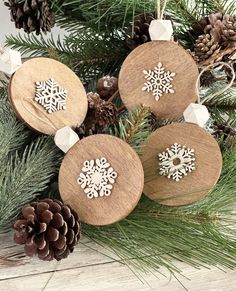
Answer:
[77, 157, 118, 199]
[35, 78, 67, 114]
[142, 62, 176, 101]
[158, 143, 196, 182]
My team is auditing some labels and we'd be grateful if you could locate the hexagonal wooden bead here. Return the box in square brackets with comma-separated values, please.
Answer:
[0, 48, 22, 75]
[183, 103, 210, 128]
[54, 126, 79, 153]
[149, 20, 173, 41]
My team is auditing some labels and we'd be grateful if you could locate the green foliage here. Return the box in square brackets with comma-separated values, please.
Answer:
[0, 89, 61, 231]
[84, 147, 236, 274]
[112, 106, 152, 154]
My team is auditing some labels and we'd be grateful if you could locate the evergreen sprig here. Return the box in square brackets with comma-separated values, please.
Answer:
[84, 147, 236, 274]
[0, 92, 60, 231]
[113, 106, 152, 154]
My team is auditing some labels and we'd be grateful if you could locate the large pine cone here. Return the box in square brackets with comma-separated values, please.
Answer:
[222, 14, 236, 41]
[13, 199, 81, 261]
[5, 0, 55, 35]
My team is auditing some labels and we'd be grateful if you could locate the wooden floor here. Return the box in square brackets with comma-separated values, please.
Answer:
[0, 232, 236, 291]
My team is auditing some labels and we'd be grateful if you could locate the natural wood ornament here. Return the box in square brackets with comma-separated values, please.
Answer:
[9, 57, 88, 135]
[59, 134, 144, 226]
[141, 123, 222, 206]
[119, 41, 199, 119]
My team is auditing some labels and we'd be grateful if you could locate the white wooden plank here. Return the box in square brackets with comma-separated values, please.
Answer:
[0, 232, 116, 280]
[1, 261, 236, 291]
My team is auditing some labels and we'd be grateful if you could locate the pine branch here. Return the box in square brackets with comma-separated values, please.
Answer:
[113, 106, 152, 154]
[0, 86, 61, 231]
[84, 147, 236, 274]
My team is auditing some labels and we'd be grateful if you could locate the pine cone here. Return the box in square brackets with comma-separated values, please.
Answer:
[96, 76, 118, 101]
[222, 14, 236, 42]
[212, 122, 236, 141]
[94, 101, 117, 126]
[194, 34, 219, 61]
[87, 92, 102, 109]
[13, 199, 81, 261]
[5, 0, 55, 35]
[75, 123, 99, 139]
[126, 13, 155, 50]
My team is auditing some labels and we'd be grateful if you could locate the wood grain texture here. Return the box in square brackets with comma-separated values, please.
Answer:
[9, 57, 88, 135]
[1, 232, 236, 291]
[119, 41, 199, 119]
[59, 134, 144, 226]
[141, 123, 222, 206]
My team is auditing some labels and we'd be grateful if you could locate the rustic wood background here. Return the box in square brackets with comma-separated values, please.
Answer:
[0, 231, 236, 291]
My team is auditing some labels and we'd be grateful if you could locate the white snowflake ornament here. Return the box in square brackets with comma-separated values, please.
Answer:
[142, 62, 176, 100]
[77, 158, 118, 199]
[158, 143, 196, 182]
[35, 78, 67, 114]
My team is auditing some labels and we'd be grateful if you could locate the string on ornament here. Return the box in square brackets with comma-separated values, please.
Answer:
[196, 62, 236, 105]
[156, 0, 169, 20]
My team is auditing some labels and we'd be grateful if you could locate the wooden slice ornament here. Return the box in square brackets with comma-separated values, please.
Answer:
[9, 57, 88, 135]
[141, 123, 222, 206]
[119, 1, 199, 119]
[59, 134, 144, 226]
[119, 41, 199, 119]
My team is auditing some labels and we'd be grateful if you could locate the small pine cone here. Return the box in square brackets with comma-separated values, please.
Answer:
[94, 102, 117, 126]
[126, 13, 155, 50]
[194, 34, 219, 61]
[212, 122, 236, 141]
[75, 123, 99, 139]
[87, 92, 102, 110]
[222, 14, 236, 42]
[96, 76, 118, 101]
[13, 199, 81, 261]
[200, 71, 217, 87]
[5, 0, 55, 35]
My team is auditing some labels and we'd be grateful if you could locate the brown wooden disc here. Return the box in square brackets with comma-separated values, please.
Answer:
[119, 41, 199, 119]
[59, 134, 144, 226]
[141, 123, 222, 206]
[9, 57, 88, 135]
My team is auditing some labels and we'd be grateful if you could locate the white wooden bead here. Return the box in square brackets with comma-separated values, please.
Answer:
[0, 48, 22, 75]
[54, 126, 79, 153]
[149, 20, 173, 41]
[183, 103, 210, 128]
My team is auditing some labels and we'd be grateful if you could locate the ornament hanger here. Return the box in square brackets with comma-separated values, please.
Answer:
[156, 0, 169, 20]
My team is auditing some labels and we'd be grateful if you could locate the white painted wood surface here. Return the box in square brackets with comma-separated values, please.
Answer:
[1, 231, 236, 291]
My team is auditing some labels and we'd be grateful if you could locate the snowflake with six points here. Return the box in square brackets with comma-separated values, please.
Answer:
[35, 78, 67, 114]
[142, 62, 176, 101]
[77, 158, 118, 199]
[158, 143, 196, 182]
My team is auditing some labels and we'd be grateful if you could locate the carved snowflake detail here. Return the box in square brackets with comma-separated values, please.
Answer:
[158, 143, 196, 182]
[142, 62, 176, 101]
[35, 78, 67, 114]
[77, 158, 118, 199]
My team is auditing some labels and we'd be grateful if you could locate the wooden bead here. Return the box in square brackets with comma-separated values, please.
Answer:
[0, 48, 22, 75]
[183, 103, 210, 127]
[149, 20, 173, 41]
[9, 58, 88, 135]
[119, 41, 199, 119]
[141, 123, 222, 206]
[54, 126, 80, 153]
[59, 135, 144, 226]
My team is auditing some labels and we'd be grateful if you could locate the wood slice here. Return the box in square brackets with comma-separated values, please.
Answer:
[141, 123, 222, 206]
[59, 134, 144, 226]
[119, 41, 199, 119]
[9, 58, 88, 135]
